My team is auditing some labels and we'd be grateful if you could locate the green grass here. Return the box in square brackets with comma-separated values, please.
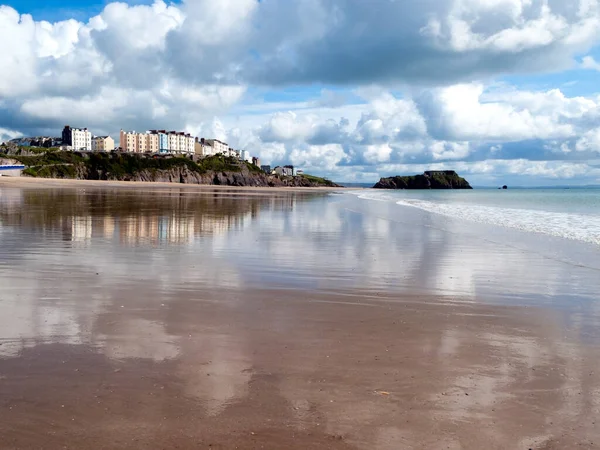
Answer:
[22, 164, 79, 178]
[13, 149, 338, 187]
[299, 174, 337, 186]
[16, 150, 248, 180]
[244, 161, 264, 173]
[12, 151, 85, 167]
[87, 153, 243, 177]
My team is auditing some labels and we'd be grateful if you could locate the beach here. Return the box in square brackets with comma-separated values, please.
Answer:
[0, 175, 349, 192]
[1, 178, 599, 449]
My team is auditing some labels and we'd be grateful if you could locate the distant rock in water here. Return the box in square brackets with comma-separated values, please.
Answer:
[502, 185, 508, 190]
[373, 171, 472, 190]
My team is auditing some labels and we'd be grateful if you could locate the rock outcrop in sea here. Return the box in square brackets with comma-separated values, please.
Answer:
[373, 171, 472, 189]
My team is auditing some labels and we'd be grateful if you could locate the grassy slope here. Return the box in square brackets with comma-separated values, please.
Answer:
[298, 173, 337, 187]
[9, 149, 245, 179]
[4, 147, 337, 186]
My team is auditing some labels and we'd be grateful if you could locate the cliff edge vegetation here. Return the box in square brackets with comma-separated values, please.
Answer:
[2, 147, 339, 188]
[374, 171, 472, 189]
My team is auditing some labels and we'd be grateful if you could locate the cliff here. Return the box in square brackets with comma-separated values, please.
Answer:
[374, 171, 472, 189]
[4, 149, 340, 188]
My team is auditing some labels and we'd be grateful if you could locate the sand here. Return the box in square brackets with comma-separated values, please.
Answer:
[1, 289, 598, 449]
[0, 175, 353, 193]
[0, 183, 598, 449]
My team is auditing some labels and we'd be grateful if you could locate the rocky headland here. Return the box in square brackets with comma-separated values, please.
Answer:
[1, 147, 339, 188]
[374, 171, 472, 189]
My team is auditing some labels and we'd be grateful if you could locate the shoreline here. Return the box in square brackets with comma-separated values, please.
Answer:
[0, 176, 358, 192]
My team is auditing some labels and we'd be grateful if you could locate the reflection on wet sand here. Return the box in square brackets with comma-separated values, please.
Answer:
[0, 188, 294, 246]
[0, 184, 599, 449]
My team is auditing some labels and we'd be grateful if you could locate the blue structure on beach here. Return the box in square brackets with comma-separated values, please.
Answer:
[0, 164, 25, 176]
[0, 165, 25, 169]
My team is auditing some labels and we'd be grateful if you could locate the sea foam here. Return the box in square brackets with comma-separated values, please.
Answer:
[353, 190, 600, 246]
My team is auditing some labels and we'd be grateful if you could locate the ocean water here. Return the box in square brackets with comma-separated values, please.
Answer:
[354, 188, 600, 247]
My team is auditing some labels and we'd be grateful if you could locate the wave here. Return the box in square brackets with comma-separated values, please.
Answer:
[352, 190, 600, 246]
[396, 198, 600, 246]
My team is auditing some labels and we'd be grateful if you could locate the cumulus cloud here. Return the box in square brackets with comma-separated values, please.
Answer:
[220, 84, 600, 183]
[247, 0, 600, 85]
[1, 0, 600, 184]
[581, 55, 600, 70]
[0, 127, 22, 143]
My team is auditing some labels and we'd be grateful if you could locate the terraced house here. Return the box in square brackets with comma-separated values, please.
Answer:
[91, 136, 115, 152]
[119, 130, 195, 155]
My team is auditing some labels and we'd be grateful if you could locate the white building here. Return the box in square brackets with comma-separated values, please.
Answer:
[62, 126, 92, 151]
[240, 150, 251, 162]
[185, 135, 195, 154]
[195, 138, 230, 157]
[168, 132, 194, 155]
[168, 132, 179, 153]
[206, 139, 229, 155]
[274, 165, 294, 176]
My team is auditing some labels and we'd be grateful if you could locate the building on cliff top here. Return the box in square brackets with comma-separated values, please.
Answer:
[120, 130, 194, 155]
[273, 165, 294, 176]
[62, 126, 92, 151]
[91, 136, 115, 152]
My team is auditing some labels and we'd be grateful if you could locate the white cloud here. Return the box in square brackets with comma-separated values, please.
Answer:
[430, 141, 471, 161]
[418, 84, 580, 142]
[258, 112, 315, 142]
[575, 128, 600, 152]
[581, 55, 600, 70]
[289, 144, 347, 171]
[363, 144, 393, 164]
[0, 127, 22, 144]
[424, 0, 599, 53]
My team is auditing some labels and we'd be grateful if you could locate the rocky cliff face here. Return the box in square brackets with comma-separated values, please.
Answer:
[100, 166, 337, 187]
[11, 151, 340, 188]
[374, 171, 472, 189]
[0, 157, 19, 165]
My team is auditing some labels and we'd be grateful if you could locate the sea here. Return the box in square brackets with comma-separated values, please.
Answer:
[353, 187, 600, 247]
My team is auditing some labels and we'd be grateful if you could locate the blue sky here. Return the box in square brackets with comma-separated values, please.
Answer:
[3, 0, 155, 21]
[1, 0, 600, 185]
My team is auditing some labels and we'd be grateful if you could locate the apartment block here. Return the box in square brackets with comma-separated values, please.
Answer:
[167, 132, 178, 153]
[149, 130, 169, 153]
[62, 126, 92, 151]
[119, 130, 138, 153]
[206, 139, 229, 155]
[147, 133, 159, 154]
[120, 129, 195, 155]
[91, 136, 115, 152]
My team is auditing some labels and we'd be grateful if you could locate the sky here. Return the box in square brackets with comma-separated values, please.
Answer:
[1, 0, 600, 185]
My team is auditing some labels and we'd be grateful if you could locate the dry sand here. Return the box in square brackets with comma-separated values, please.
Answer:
[0, 176, 353, 193]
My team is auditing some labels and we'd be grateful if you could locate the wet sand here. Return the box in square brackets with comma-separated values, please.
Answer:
[1, 185, 599, 449]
